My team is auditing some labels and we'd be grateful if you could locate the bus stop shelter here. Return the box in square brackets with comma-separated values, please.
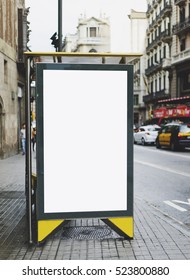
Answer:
[24, 52, 141, 244]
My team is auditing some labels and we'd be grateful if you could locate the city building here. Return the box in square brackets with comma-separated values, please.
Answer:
[171, 0, 190, 100]
[0, 0, 28, 158]
[128, 9, 147, 126]
[144, 0, 173, 118]
[63, 14, 110, 53]
[143, 0, 190, 124]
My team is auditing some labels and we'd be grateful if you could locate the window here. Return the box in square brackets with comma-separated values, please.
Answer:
[166, 126, 172, 133]
[89, 48, 97, 53]
[158, 25, 161, 36]
[151, 56, 153, 66]
[164, 20, 166, 30]
[163, 45, 166, 58]
[159, 77, 161, 90]
[154, 53, 157, 63]
[4, 60, 8, 84]
[182, 72, 190, 90]
[89, 27, 97, 37]
[180, 124, 190, 133]
[151, 81, 153, 93]
[139, 128, 145, 132]
[163, 75, 166, 89]
[180, 38, 185, 51]
[180, 7, 185, 23]
[134, 95, 139, 106]
[155, 78, 157, 92]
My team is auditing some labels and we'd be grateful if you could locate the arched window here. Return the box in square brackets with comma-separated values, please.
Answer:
[89, 48, 97, 53]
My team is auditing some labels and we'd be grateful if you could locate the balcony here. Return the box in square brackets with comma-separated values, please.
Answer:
[145, 62, 162, 76]
[147, 4, 172, 33]
[146, 3, 172, 24]
[173, 18, 190, 36]
[172, 48, 190, 65]
[77, 37, 105, 46]
[153, 0, 158, 8]
[160, 4, 172, 18]
[174, 0, 186, 6]
[146, 4, 152, 17]
[146, 0, 161, 16]
[162, 58, 172, 70]
[161, 29, 172, 43]
[143, 90, 168, 103]
[146, 34, 162, 52]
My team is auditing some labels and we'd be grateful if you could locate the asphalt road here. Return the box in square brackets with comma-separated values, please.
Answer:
[134, 144, 190, 228]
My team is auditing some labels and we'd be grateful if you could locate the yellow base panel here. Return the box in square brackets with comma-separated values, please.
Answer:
[37, 217, 133, 242]
[38, 220, 64, 242]
[106, 217, 134, 239]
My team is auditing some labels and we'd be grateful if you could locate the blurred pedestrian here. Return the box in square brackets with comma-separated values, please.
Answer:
[20, 123, 26, 155]
[31, 127, 36, 151]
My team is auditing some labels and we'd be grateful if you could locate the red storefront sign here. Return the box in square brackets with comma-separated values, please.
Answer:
[153, 106, 190, 118]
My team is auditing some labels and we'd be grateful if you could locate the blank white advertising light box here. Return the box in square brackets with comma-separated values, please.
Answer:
[43, 69, 127, 214]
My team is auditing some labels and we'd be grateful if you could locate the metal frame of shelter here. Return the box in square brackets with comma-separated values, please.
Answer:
[24, 52, 142, 245]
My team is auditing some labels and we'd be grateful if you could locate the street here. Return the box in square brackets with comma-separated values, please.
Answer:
[134, 144, 190, 228]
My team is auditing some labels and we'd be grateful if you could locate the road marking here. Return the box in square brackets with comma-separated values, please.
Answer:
[164, 201, 187, 212]
[173, 199, 190, 206]
[134, 145, 190, 159]
[135, 159, 190, 178]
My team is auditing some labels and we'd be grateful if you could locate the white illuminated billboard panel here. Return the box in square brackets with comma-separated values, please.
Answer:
[36, 64, 133, 220]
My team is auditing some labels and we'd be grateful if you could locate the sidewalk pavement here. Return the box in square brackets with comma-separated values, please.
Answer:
[0, 152, 190, 260]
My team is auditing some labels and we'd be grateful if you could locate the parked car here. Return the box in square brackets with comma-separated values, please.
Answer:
[134, 125, 161, 145]
[156, 122, 190, 151]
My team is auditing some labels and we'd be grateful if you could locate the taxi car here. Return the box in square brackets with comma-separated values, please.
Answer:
[156, 122, 190, 151]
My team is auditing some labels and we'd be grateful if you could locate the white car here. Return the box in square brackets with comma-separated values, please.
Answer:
[134, 125, 161, 145]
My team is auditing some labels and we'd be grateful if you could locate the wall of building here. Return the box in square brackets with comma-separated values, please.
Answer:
[128, 9, 147, 53]
[128, 9, 147, 126]
[63, 15, 110, 53]
[0, 0, 26, 158]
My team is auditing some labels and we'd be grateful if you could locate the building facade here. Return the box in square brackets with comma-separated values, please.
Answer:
[0, 0, 27, 158]
[144, 0, 173, 116]
[63, 14, 110, 53]
[171, 0, 190, 99]
[128, 9, 147, 126]
[143, 0, 190, 123]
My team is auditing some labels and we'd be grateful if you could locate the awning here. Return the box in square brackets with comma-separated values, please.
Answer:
[158, 96, 190, 103]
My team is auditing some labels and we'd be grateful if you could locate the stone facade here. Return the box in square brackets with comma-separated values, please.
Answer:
[128, 9, 147, 126]
[63, 14, 110, 53]
[144, 0, 190, 121]
[171, 0, 190, 99]
[144, 0, 173, 110]
[0, 0, 26, 158]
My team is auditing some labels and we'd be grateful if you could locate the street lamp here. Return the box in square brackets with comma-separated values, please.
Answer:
[50, 1, 62, 61]
[58, 0, 62, 52]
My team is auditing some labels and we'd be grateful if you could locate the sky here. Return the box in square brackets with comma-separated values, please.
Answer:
[25, 0, 147, 52]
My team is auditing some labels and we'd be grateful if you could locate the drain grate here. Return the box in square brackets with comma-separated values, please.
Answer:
[62, 225, 121, 240]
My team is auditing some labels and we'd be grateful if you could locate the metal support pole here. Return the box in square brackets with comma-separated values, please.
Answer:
[58, 0, 62, 53]
[26, 57, 33, 244]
